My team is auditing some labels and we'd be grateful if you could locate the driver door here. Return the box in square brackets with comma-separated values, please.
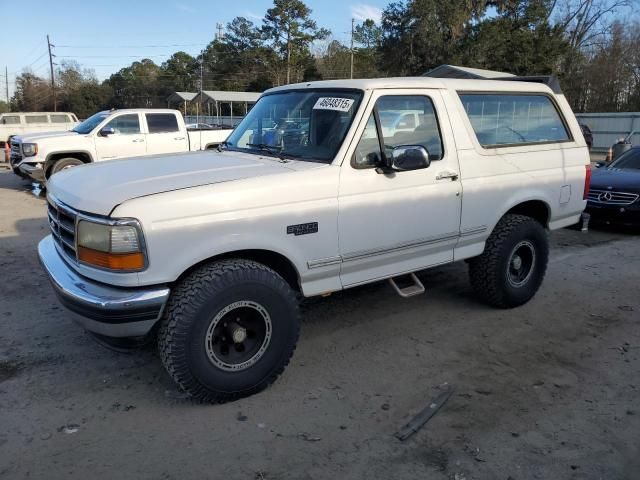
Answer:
[337, 90, 462, 287]
[95, 113, 146, 161]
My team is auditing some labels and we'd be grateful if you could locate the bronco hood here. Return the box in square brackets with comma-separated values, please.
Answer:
[48, 150, 311, 216]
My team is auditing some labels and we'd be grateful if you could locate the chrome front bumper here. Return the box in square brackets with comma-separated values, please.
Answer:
[38, 235, 170, 338]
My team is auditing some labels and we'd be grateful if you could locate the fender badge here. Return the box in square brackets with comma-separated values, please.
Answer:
[287, 222, 318, 236]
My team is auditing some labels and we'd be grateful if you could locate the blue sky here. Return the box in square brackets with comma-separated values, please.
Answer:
[0, 0, 388, 100]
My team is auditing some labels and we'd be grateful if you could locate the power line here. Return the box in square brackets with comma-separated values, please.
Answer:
[58, 54, 178, 59]
[26, 52, 49, 68]
[55, 43, 208, 49]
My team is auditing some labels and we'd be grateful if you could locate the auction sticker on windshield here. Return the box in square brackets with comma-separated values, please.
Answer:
[313, 97, 355, 112]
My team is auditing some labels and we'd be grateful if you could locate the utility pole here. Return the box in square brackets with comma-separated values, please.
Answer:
[197, 52, 204, 123]
[47, 34, 56, 112]
[4, 66, 8, 103]
[350, 18, 355, 79]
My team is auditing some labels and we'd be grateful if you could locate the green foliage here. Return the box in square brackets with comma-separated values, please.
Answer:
[456, 2, 570, 75]
[8, 0, 638, 116]
[262, 0, 330, 84]
[0, 101, 9, 113]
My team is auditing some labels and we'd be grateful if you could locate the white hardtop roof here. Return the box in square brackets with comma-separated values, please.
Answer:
[424, 64, 515, 79]
[265, 76, 556, 95]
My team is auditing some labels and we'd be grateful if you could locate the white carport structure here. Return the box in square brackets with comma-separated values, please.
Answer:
[192, 91, 262, 124]
[167, 92, 198, 114]
[423, 65, 515, 79]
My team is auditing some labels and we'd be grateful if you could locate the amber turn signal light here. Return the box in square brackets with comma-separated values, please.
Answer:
[78, 246, 145, 271]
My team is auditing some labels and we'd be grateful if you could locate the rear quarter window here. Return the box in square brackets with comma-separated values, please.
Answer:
[146, 113, 179, 133]
[459, 93, 570, 147]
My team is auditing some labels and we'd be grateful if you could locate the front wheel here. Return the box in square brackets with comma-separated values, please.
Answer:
[49, 157, 84, 178]
[158, 259, 300, 403]
[469, 214, 549, 308]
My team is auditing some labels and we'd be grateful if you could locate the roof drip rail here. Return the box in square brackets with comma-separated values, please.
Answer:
[492, 75, 563, 94]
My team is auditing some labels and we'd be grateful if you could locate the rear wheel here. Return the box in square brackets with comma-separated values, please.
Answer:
[49, 157, 84, 178]
[469, 214, 549, 308]
[158, 259, 300, 403]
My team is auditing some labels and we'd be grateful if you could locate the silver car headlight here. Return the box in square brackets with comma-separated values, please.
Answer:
[22, 143, 38, 157]
[76, 219, 147, 271]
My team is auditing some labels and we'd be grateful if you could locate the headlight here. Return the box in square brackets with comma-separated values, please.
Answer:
[76, 220, 146, 271]
[22, 143, 38, 157]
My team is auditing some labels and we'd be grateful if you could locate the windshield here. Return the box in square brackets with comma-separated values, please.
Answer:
[72, 111, 110, 134]
[225, 89, 363, 163]
[609, 148, 640, 170]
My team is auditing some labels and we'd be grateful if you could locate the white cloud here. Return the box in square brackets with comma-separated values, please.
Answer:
[176, 3, 196, 13]
[244, 11, 263, 21]
[351, 4, 382, 23]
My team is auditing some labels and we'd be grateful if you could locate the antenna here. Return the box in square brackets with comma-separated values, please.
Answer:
[215, 23, 224, 41]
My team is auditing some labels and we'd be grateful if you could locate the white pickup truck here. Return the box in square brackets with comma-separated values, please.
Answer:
[38, 76, 590, 403]
[11, 108, 232, 182]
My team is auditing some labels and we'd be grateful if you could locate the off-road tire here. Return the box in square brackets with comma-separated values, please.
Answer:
[158, 259, 300, 403]
[469, 214, 548, 308]
[49, 157, 84, 178]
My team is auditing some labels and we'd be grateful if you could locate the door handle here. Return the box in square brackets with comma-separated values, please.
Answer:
[436, 171, 459, 181]
[174, 137, 185, 141]
[132, 138, 145, 143]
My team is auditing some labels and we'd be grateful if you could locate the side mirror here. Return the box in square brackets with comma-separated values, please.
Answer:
[99, 127, 115, 137]
[390, 145, 430, 171]
[594, 161, 606, 168]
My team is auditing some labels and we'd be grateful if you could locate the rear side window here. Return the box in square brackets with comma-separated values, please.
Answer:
[25, 115, 49, 124]
[50, 114, 71, 123]
[146, 113, 179, 133]
[1, 115, 20, 125]
[459, 94, 570, 147]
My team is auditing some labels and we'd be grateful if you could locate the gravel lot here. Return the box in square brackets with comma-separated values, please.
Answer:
[0, 169, 639, 480]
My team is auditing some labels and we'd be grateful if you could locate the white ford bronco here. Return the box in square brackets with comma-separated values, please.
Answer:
[39, 76, 590, 402]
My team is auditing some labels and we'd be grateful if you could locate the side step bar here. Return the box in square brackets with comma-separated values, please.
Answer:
[388, 273, 425, 298]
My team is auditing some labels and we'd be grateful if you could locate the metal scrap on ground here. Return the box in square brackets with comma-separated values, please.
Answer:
[394, 386, 454, 441]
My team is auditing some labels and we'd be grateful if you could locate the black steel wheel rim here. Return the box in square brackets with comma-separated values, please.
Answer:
[507, 240, 536, 288]
[205, 300, 272, 372]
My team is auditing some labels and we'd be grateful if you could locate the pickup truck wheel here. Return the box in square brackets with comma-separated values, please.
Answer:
[158, 259, 300, 403]
[469, 214, 548, 308]
[49, 157, 83, 178]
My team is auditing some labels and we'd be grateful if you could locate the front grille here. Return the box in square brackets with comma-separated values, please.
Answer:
[48, 197, 78, 260]
[587, 188, 639, 206]
[10, 141, 22, 166]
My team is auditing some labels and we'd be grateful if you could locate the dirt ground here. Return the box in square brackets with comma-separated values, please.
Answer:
[0, 168, 639, 480]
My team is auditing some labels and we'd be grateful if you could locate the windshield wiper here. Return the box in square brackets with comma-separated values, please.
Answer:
[245, 143, 295, 161]
[246, 143, 282, 154]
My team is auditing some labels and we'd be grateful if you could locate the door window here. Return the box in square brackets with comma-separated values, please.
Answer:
[146, 113, 179, 133]
[104, 114, 141, 135]
[353, 96, 444, 169]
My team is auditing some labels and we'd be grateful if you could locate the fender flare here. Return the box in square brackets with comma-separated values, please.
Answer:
[44, 150, 95, 177]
